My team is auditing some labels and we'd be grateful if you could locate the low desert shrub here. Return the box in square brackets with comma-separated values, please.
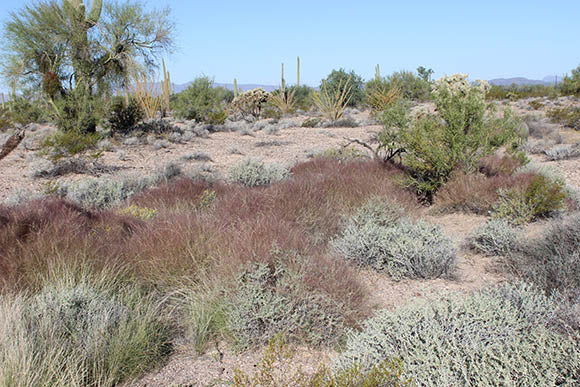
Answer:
[9, 96, 46, 125]
[478, 154, 523, 176]
[547, 106, 580, 130]
[506, 213, 580, 298]
[0, 281, 171, 387]
[40, 130, 101, 161]
[333, 199, 456, 280]
[227, 256, 345, 349]
[0, 107, 11, 130]
[335, 282, 580, 386]
[468, 219, 520, 256]
[106, 97, 144, 135]
[172, 76, 232, 123]
[229, 158, 289, 187]
[382, 70, 431, 101]
[314, 146, 368, 161]
[544, 143, 580, 160]
[59, 163, 181, 208]
[491, 174, 567, 225]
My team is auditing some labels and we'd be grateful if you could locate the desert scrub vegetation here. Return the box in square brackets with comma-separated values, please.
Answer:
[468, 219, 520, 256]
[373, 74, 521, 201]
[546, 105, 580, 130]
[232, 334, 411, 387]
[312, 76, 353, 121]
[335, 282, 580, 386]
[505, 213, 580, 299]
[172, 76, 233, 123]
[227, 253, 346, 349]
[320, 68, 365, 107]
[228, 158, 290, 187]
[0, 279, 171, 387]
[106, 96, 144, 135]
[332, 198, 456, 280]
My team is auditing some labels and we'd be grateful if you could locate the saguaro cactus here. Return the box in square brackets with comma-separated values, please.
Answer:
[281, 63, 285, 91]
[297, 56, 300, 87]
[62, 0, 103, 93]
[375, 64, 380, 81]
[233, 78, 238, 98]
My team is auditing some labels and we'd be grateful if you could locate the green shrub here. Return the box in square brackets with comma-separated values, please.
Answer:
[289, 85, 313, 111]
[227, 259, 345, 349]
[9, 96, 46, 125]
[0, 282, 171, 386]
[546, 106, 580, 130]
[491, 175, 567, 225]
[507, 213, 580, 298]
[301, 117, 322, 128]
[383, 70, 431, 101]
[0, 107, 11, 130]
[172, 76, 232, 123]
[53, 91, 101, 134]
[468, 219, 520, 256]
[41, 130, 101, 161]
[335, 282, 580, 386]
[332, 199, 455, 280]
[320, 69, 365, 107]
[375, 75, 519, 201]
[106, 97, 144, 135]
[559, 65, 580, 95]
[229, 158, 289, 187]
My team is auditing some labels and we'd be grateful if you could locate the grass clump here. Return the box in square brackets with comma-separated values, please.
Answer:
[0, 281, 171, 387]
[227, 254, 345, 349]
[229, 158, 289, 187]
[335, 282, 580, 386]
[333, 199, 456, 280]
[468, 219, 520, 256]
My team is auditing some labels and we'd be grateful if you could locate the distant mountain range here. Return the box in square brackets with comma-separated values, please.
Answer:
[488, 76, 559, 87]
[171, 81, 277, 94]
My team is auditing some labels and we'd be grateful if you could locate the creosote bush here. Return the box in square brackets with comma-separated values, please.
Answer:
[320, 68, 364, 107]
[335, 282, 580, 386]
[468, 219, 520, 256]
[172, 76, 232, 123]
[229, 158, 289, 187]
[333, 198, 456, 280]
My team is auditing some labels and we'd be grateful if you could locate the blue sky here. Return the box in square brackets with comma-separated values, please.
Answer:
[1, 0, 579, 88]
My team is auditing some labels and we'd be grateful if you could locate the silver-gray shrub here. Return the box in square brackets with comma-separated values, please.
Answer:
[226, 261, 344, 349]
[332, 199, 455, 280]
[228, 158, 289, 187]
[544, 143, 580, 161]
[468, 219, 520, 256]
[60, 163, 181, 208]
[334, 282, 580, 386]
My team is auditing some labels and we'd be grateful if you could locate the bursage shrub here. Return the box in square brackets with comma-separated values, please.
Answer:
[335, 282, 580, 386]
[227, 259, 345, 349]
[468, 219, 520, 256]
[229, 158, 289, 187]
[332, 199, 455, 280]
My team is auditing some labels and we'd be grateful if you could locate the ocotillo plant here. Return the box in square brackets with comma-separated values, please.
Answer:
[62, 0, 103, 93]
[297, 56, 300, 87]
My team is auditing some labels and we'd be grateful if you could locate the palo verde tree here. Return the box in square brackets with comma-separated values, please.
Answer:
[1, 0, 174, 131]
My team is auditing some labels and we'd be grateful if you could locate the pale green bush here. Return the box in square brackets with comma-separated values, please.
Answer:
[469, 219, 520, 256]
[228, 158, 289, 187]
[335, 283, 580, 386]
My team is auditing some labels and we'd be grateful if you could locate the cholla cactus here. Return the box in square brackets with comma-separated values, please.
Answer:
[432, 73, 490, 100]
[231, 88, 270, 121]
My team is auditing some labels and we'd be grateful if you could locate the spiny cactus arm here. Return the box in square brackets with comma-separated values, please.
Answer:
[86, 0, 103, 26]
